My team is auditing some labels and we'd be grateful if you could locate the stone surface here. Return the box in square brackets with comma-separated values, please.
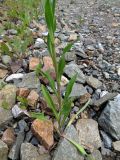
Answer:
[100, 130, 112, 149]
[68, 33, 78, 41]
[42, 56, 54, 71]
[0, 69, 8, 78]
[0, 107, 13, 127]
[32, 119, 54, 150]
[6, 73, 24, 82]
[76, 119, 102, 152]
[64, 63, 86, 84]
[98, 94, 120, 140]
[0, 140, 8, 160]
[12, 105, 29, 118]
[1, 55, 12, 65]
[27, 90, 39, 108]
[2, 128, 15, 147]
[0, 84, 17, 109]
[53, 125, 84, 160]
[21, 143, 51, 160]
[113, 141, 120, 152]
[17, 88, 30, 98]
[91, 150, 102, 160]
[29, 57, 40, 71]
[79, 92, 91, 104]
[87, 76, 102, 89]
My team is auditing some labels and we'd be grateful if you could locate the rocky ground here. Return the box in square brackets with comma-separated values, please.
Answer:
[0, 0, 120, 160]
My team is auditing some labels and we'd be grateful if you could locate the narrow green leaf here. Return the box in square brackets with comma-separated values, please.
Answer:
[41, 85, 59, 121]
[0, 42, 10, 54]
[30, 112, 46, 120]
[35, 63, 42, 77]
[63, 43, 73, 55]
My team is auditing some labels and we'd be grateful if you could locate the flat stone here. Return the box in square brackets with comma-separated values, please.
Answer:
[64, 63, 86, 84]
[91, 150, 102, 160]
[113, 141, 120, 152]
[68, 33, 78, 41]
[79, 92, 91, 104]
[21, 143, 51, 160]
[6, 73, 24, 82]
[32, 119, 54, 150]
[0, 69, 8, 78]
[42, 56, 54, 71]
[27, 90, 39, 108]
[100, 130, 112, 149]
[53, 125, 84, 160]
[29, 57, 41, 71]
[87, 76, 102, 89]
[0, 84, 17, 109]
[0, 140, 8, 160]
[0, 108, 13, 127]
[17, 88, 30, 98]
[17, 72, 40, 92]
[76, 119, 102, 152]
[98, 94, 120, 140]
[1, 55, 12, 65]
[2, 128, 15, 147]
[65, 52, 76, 62]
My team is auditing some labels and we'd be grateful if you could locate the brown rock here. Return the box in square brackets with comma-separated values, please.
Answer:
[42, 56, 54, 71]
[0, 69, 8, 78]
[68, 33, 78, 41]
[2, 128, 15, 147]
[32, 119, 54, 150]
[29, 57, 40, 71]
[40, 71, 56, 85]
[17, 88, 30, 98]
[27, 90, 39, 108]
[79, 93, 91, 104]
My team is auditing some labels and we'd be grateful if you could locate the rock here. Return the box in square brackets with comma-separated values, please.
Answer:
[70, 83, 87, 98]
[79, 92, 91, 104]
[21, 143, 51, 160]
[17, 72, 41, 92]
[100, 131, 112, 149]
[6, 73, 24, 82]
[10, 60, 23, 73]
[1, 55, 12, 65]
[0, 84, 17, 109]
[34, 38, 45, 49]
[101, 147, 116, 160]
[91, 150, 102, 160]
[32, 119, 54, 150]
[12, 105, 29, 118]
[65, 52, 76, 62]
[18, 120, 29, 132]
[53, 125, 84, 160]
[27, 90, 39, 108]
[76, 119, 102, 152]
[29, 57, 41, 71]
[0, 69, 8, 78]
[98, 94, 120, 140]
[117, 68, 120, 76]
[8, 29, 17, 35]
[68, 33, 78, 41]
[8, 131, 25, 160]
[60, 76, 69, 86]
[2, 128, 15, 147]
[87, 76, 102, 89]
[64, 63, 86, 84]
[93, 92, 117, 109]
[97, 42, 104, 53]
[0, 108, 13, 127]
[0, 140, 8, 160]
[42, 56, 54, 71]
[113, 141, 120, 152]
[17, 88, 30, 98]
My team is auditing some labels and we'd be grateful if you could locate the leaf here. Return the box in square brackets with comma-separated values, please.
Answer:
[63, 43, 73, 55]
[30, 112, 46, 120]
[0, 42, 10, 54]
[35, 63, 42, 77]
[41, 85, 59, 121]
[17, 96, 28, 108]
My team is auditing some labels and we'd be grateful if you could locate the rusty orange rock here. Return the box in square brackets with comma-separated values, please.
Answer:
[42, 56, 54, 71]
[17, 88, 30, 98]
[29, 57, 40, 71]
[31, 119, 54, 150]
[27, 90, 39, 108]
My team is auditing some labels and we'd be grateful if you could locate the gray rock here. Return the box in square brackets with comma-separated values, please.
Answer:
[1, 55, 12, 65]
[70, 83, 87, 98]
[113, 141, 120, 152]
[53, 125, 84, 160]
[91, 150, 102, 160]
[8, 131, 25, 160]
[8, 29, 17, 35]
[0, 140, 8, 160]
[0, 107, 13, 127]
[76, 119, 102, 152]
[87, 76, 102, 89]
[64, 63, 86, 84]
[65, 52, 76, 62]
[100, 131, 112, 149]
[18, 120, 29, 132]
[21, 143, 51, 160]
[17, 72, 41, 92]
[98, 94, 120, 140]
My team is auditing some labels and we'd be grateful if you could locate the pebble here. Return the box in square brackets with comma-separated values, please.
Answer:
[17, 88, 30, 98]
[0, 69, 8, 79]
[29, 57, 41, 71]
[0, 140, 8, 160]
[5, 73, 24, 82]
[113, 141, 120, 152]
[87, 76, 102, 89]
[27, 90, 39, 108]
[42, 56, 54, 71]
[1, 55, 12, 65]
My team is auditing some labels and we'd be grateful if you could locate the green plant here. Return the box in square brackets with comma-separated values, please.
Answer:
[17, 96, 28, 109]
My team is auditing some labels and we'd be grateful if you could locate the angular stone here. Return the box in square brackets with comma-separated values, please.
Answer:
[60, 76, 69, 86]
[0, 69, 8, 78]
[76, 119, 102, 152]
[87, 76, 102, 89]
[21, 143, 51, 160]
[42, 56, 54, 71]
[1, 55, 12, 65]
[68, 33, 78, 41]
[113, 141, 120, 152]
[17, 88, 30, 98]
[0, 84, 17, 109]
[64, 63, 86, 84]
[27, 90, 39, 108]
[100, 130, 112, 149]
[29, 57, 40, 71]
[91, 150, 102, 160]
[98, 94, 120, 140]
[32, 119, 54, 150]
[0, 140, 8, 160]
[2, 128, 15, 147]
[6, 73, 24, 82]
[79, 92, 91, 104]
[53, 125, 84, 160]
[0, 108, 13, 127]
